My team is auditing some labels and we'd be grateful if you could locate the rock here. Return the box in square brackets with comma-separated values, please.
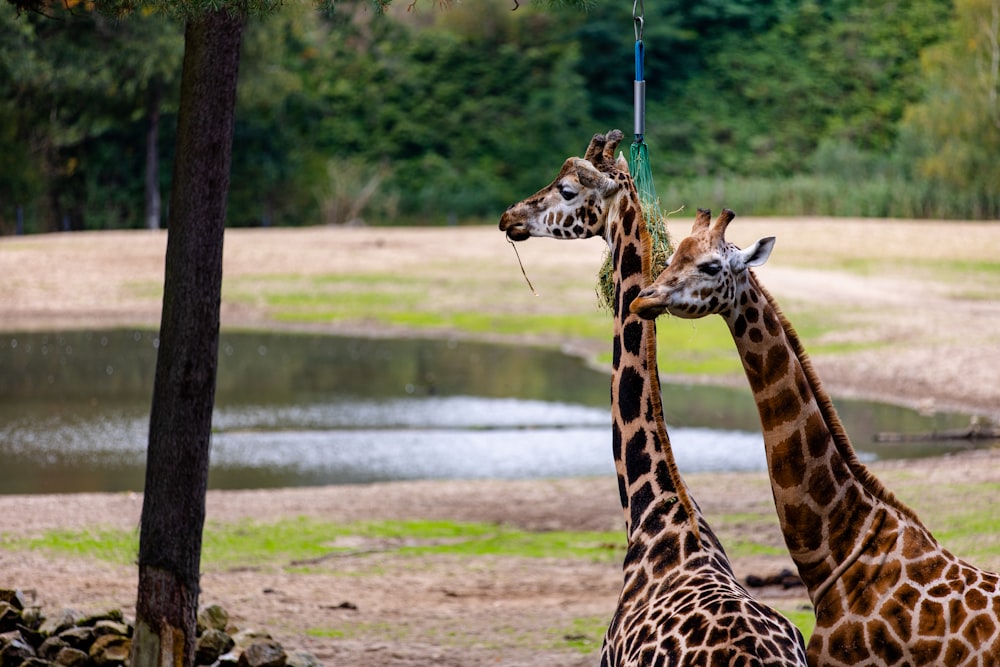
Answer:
[16, 623, 45, 650]
[745, 568, 804, 589]
[215, 650, 241, 667]
[236, 641, 286, 667]
[197, 606, 229, 634]
[0, 632, 35, 667]
[92, 621, 131, 639]
[53, 647, 88, 667]
[38, 612, 82, 638]
[88, 634, 131, 667]
[0, 604, 20, 634]
[55, 627, 93, 651]
[0, 592, 319, 667]
[77, 611, 123, 627]
[19, 608, 44, 632]
[0, 593, 26, 612]
[230, 630, 271, 650]
[196, 629, 234, 665]
[285, 651, 320, 667]
[17, 658, 54, 667]
[36, 637, 68, 661]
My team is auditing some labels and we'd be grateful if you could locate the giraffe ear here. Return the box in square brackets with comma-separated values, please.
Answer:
[730, 237, 775, 272]
[573, 158, 618, 194]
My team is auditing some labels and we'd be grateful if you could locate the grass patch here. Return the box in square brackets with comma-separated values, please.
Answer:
[1, 517, 626, 569]
[549, 616, 606, 653]
[780, 605, 816, 644]
[895, 481, 1000, 569]
[306, 621, 408, 642]
[1, 527, 138, 565]
[655, 317, 745, 376]
[234, 273, 613, 342]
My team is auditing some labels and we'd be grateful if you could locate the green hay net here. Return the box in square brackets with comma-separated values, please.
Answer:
[595, 139, 674, 312]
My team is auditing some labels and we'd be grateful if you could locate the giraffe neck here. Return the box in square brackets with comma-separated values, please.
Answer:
[608, 186, 701, 544]
[725, 272, 925, 596]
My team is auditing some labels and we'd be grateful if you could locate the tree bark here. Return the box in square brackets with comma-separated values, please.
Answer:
[144, 76, 163, 230]
[132, 9, 245, 667]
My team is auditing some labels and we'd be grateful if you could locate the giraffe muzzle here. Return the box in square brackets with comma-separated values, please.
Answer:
[498, 214, 531, 241]
[629, 291, 666, 320]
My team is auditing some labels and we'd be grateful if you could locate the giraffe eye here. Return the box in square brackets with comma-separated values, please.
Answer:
[558, 185, 577, 201]
[699, 260, 723, 276]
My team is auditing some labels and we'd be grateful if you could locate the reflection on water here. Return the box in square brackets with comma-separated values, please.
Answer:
[0, 330, 983, 494]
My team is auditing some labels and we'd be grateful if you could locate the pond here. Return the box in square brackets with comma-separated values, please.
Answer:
[0, 330, 981, 495]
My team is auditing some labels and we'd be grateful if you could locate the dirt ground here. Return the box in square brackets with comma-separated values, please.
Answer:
[1, 219, 999, 665]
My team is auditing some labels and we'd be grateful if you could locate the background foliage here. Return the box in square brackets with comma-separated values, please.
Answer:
[1, 0, 998, 233]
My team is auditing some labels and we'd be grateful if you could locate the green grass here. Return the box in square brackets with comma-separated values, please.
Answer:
[305, 615, 607, 654]
[0, 517, 626, 569]
[549, 616, 607, 653]
[0, 527, 139, 565]
[781, 605, 817, 643]
[230, 273, 613, 342]
[888, 480, 1000, 569]
[654, 317, 746, 376]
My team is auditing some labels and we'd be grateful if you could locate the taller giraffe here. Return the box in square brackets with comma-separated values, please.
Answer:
[500, 131, 807, 665]
[630, 208, 1000, 665]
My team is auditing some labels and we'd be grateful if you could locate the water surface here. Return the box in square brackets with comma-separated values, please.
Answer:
[0, 330, 978, 494]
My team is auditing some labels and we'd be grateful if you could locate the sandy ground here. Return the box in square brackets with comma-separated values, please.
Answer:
[0, 219, 999, 665]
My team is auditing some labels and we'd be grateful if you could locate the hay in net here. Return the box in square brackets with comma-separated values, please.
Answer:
[596, 140, 675, 312]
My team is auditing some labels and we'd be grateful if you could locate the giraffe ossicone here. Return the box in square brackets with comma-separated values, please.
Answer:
[630, 208, 1000, 665]
[500, 132, 808, 665]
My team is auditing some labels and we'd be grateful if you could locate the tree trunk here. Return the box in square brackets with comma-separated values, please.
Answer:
[144, 76, 163, 230]
[132, 10, 245, 667]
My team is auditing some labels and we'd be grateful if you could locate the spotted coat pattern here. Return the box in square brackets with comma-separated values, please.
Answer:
[500, 132, 807, 665]
[630, 209, 1000, 665]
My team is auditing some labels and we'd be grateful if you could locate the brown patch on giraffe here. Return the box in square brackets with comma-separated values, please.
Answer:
[622, 320, 643, 357]
[918, 598, 947, 636]
[648, 534, 682, 577]
[867, 621, 904, 664]
[911, 638, 945, 662]
[966, 588, 989, 611]
[827, 620, 869, 663]
[843, 564, 880, 617]
[949, 596, 970, 632]
[944, 637, 971, 663]
[881, 597, 914, 643]
[771, 430, 806, 490]
[757, 386, 799, 432]
[783, 503, 822, 552]
[804, 411, 829, 459]
[762, 305, 782, 337]
[806, 464, 837, 506]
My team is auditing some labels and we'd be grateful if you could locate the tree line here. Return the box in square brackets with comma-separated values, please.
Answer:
[1, 0, 997, 235]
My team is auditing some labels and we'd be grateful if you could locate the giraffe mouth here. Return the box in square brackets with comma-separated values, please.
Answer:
[506, 227, 531, 242]
[629, 294, 667, 320]
[499, 217, 531, 242]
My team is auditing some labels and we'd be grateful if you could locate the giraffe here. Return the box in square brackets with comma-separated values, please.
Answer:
[499, 130, 808, 665]
[629, 208, 1000, 665]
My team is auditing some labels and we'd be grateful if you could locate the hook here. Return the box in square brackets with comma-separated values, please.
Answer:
[633, 0, 644, 42]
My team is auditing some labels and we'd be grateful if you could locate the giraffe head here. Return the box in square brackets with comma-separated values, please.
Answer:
[499, 129, 631, 242]
[629, 208, 775, 320]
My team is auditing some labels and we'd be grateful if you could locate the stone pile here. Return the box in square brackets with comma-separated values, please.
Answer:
[0, 590, 320, 667]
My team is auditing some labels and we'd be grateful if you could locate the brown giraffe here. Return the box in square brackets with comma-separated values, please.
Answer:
[499, 131, 807, 665]
[630, 208, 1000, 665]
